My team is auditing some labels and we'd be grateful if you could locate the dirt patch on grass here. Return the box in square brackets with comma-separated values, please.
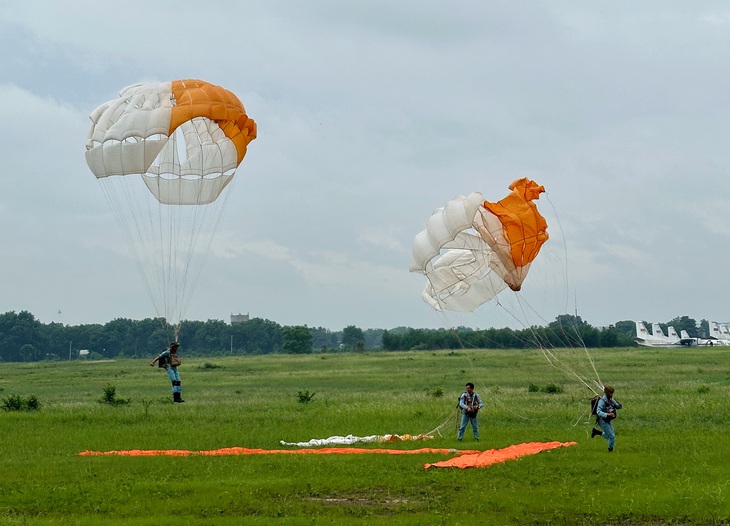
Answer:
[307, 496, 412, 506]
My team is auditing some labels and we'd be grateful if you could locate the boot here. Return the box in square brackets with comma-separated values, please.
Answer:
[173, 392, 185, 403]
[591, 428, 602, 438]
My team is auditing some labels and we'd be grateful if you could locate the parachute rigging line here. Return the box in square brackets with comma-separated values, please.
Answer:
[86, 79, 256, 336]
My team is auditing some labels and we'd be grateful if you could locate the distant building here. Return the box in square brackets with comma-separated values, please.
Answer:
[231, 313, 250, 324]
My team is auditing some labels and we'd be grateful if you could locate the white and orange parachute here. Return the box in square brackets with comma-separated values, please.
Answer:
[86, 79, 256, 204]
[410, 178, 548, 312]
[85, 79, 256, 332]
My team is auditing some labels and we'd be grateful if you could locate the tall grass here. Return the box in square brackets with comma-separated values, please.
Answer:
[0, 347, 728, 524]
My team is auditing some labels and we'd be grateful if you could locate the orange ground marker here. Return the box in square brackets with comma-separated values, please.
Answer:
[77, 446, 481, 457]
[424, 441, 577, 468]
[77, 441, 576, 469]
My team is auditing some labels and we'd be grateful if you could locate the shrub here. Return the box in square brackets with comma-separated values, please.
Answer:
[25, 395, 41, 410]
[99, 385, 130, 406]
[528, 383, 540, 392]
[297, 390, 316, 404]
[2, 393, 41, 411]
[541, 383, 564, 394]
[430, 387, 444, 398]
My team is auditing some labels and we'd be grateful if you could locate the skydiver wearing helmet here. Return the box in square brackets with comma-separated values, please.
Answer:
[591, 385, 622, 451]
[151, 342, 185, 403]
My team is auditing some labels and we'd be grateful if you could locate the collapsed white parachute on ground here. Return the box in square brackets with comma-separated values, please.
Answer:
[280, 434, 435, 447]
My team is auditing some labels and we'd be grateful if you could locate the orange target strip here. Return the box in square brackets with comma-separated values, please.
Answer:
[78, 441, 575, 469]
[77, 446, 481, 457]
[424, 441, 577, 468]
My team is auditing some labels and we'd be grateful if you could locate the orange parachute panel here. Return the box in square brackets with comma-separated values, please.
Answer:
[170, 79, 257, 164]
[424, 441, 576, 469]
[482, 178, 549, 269]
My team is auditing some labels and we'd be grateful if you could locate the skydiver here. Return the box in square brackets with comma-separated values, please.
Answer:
[591, 385, 622, 451]
[457, 382, 484, 441]
[151, 341, 185, 403]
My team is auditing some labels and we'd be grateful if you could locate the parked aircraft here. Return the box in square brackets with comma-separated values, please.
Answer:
[635, 321, 682, 348]
[717, 323, 730, 340]
[679, 323, 730, 346]
[707, 322, 730, 346]
[667, 326, 681, 341]
[651, 323, 680, 344]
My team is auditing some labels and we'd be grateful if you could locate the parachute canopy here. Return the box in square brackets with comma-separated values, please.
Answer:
[410, 178, 548, 312]
[86, 79, 257, 205]
[85, 79, 256, 330]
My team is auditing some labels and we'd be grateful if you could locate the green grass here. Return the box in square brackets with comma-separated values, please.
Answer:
[0, 347, 729, 525]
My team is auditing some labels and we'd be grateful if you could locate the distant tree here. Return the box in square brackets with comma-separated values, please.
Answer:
[549, 314, 587, 329]
[0, 311, 43, 362]
[282, 325, 312, 354]
[667, 316, 698, 337]
[19, 344, 39, 362]
[363, 328, 383, 349]
[381, 330, 399, 351]
[598, 328, 619, 347]
[613, 320, 635, 337]
[231, 317, 282, 354]
[341, 325, 365, 349]
[310, 326, 339, 350]
[699, 319, 709, 338]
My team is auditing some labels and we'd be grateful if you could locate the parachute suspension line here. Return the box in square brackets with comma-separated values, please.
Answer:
[539, 193, 602, 393]
[175, 166, 237, 326]
[148, 125, 238, 336]
[497, 293, 602, 395]
[97, 176, 163, 325]
[86, 79, 256, 345]
[431, 310, 541, 423]
[543, 192, 571, 315]
[423, 410, 458, 438]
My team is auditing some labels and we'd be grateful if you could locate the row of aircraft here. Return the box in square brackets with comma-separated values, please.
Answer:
[635, 321, 730, 347]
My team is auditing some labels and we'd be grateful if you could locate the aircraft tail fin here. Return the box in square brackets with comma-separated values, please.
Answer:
[652, 323, 667, 340]
[709, 321, 723, 339]
[667, 326, 680, 342]
[720, 324, 730, 339]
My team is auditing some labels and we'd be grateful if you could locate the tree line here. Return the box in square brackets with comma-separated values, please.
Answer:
[0, 310, 711, 362]
[0, 311, 378, 362]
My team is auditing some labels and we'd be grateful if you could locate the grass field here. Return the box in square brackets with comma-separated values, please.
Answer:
[1, 346, 728, 525]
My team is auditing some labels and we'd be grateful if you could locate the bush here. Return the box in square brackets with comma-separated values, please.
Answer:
[2, 393, 41, 411]
[527, 382, 563, 394]
[296, 390, 316, 404]
[98, 385, 130, 406]
[428, 387, 444, 398]
[25, 395, 41, 410]
[541, 383, 564, 394]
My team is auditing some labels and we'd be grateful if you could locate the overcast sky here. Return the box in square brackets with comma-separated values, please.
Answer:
[1, 1, 729, 332]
